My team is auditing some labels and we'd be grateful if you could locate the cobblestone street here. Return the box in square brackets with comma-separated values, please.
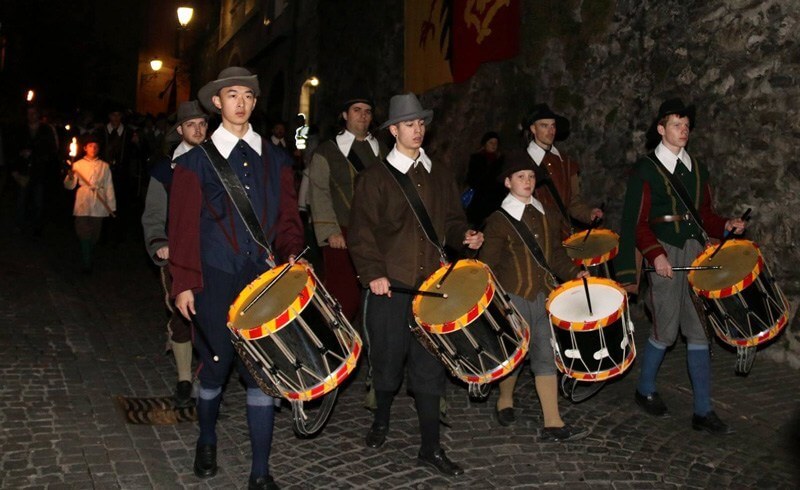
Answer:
[1, 206, 798, 489]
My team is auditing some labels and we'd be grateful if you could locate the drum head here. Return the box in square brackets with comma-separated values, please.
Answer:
[547, 277, 625, 328]
[415, 261, 492, 331]
[229, 264, 314, 335]
[690, 240, 761, 293]
[563, 229, 619, 264]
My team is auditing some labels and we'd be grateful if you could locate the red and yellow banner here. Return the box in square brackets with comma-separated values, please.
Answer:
[405, 0, 520, 93]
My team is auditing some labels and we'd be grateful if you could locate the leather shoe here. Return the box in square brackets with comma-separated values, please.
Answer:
[496, 407, 516, 427]
[365, 424, 388, 448]
[193, 443, 217, 478]
[540, 424, 590, 442]
[248, 474, 280, 490]
[175, 381, 193, 409]
[634, 390, 669, 417]
[417, 448, 464, 476]
[692, 411, 735, 435]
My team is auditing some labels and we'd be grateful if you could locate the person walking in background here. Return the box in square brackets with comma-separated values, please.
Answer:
[64, 134, 116, 273]
[142, 100, 208, 408]
[464, 131, 505, 227]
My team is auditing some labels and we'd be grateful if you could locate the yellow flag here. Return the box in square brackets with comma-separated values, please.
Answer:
[405, 0, 454, 93]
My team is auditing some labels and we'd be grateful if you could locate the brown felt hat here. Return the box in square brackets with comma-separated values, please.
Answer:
[198, 67, 260, 114]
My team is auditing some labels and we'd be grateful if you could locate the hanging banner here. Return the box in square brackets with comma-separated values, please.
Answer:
[450, 0, 520, 83]
[405, 0, 454, 93]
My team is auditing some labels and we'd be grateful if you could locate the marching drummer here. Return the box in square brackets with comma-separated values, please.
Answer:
[479, 149, 590, 441]
[616, 98, 746, 435]
[524, 103, 603, 237]
[169, 67, 304, 488]
[348, 93, 482, 477]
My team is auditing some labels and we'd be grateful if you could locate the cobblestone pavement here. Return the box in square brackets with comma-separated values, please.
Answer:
[1, 205, 798, 489]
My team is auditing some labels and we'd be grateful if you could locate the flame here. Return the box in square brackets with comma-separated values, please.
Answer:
[69, 137, 78, 158]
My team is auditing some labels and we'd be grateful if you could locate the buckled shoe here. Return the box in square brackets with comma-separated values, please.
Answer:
[193, 443, 217, 478]
[635, 390, 669, 417]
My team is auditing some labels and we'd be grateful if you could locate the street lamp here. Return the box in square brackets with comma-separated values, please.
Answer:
[177, 6, 194, 28]
[150, 58, 163, 72]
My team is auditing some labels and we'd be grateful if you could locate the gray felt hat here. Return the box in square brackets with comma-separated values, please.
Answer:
[379, 93, 433, 130]
[197, 67, 260, 113]
[169, 100, 208, 134]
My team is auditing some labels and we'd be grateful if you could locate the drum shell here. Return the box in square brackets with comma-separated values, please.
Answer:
[546, 277, 636, 381]
[411, 260, 530, 385]
[228, 264, 362, 402]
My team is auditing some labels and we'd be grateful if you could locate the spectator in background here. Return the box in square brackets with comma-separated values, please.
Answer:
[464, 131, 506, 227]
[11, 105, 59, 234]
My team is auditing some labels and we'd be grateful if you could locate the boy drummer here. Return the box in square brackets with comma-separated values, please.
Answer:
[480, 149, 590, 441]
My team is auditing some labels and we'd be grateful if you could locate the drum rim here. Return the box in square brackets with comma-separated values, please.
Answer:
[689, 239, 763, 299]
[461, 322, 531, 384]
[546, 277, 626, 331]
[563, 229, 620, 266]
[227, 263, 316, 340]
[413, 259, 495, 334]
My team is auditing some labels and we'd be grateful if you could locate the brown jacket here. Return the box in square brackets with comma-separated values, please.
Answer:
[532, 150, 594, 235]
[480, 200, 578, 300]
[348, 159, 469, 288]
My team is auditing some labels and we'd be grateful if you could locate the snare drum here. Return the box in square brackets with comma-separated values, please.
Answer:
[688, 239, 789, 348]
[227, 263, 362, 403]
[562, 229, 619, 278]
[411, 260, 530, 388]
[546, 277, 636, 381]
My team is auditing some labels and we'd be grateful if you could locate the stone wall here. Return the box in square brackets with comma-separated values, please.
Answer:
[410, 0, 800, 365]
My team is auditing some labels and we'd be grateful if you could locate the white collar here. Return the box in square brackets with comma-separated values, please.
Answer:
[501, 193, 545, 221]
[106, 123, 124, 136]
[211, 124, 262, 158]
[336, 130, 380, 157]
[172, 140, 195, 161]
[270, 135, 286, 147]
[386, 146, 432, 174]
[526, 141, 560, 166]
[654, 142, 692, 174]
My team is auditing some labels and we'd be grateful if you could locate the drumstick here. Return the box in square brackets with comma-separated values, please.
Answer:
[581, 275, 593, 315]
[643, 265, 722, 272]
[241, 246, 310, 315]
[389, 287, 448, 299]
[436, 259, 458, 289]
[581, 214, 602, 243]
[708, 208, 752, 260]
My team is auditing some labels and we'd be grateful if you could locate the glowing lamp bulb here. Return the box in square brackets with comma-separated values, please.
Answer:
[177, 7, 194, 27]
[26, 90, 35, 102]
[69, 138, 78, 158]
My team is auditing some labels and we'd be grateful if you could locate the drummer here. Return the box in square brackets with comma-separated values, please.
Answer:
[348, 93, 482, 476]
[524, 103, 603, 237]
[169, 67, 304, 488]
[615, 98, 745, 435]
[480, 149, 590, 441]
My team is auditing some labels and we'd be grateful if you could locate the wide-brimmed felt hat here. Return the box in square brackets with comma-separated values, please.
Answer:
[169, 100, 208, 134]
[646, 97, 696, 149]
[198, 67, 260, 114]
[654, 98, 696, 126]
[379, 93, 433, 130]
[497, 149, 537, 182]
[341, 92, 375, 113]
[523, 103, 570, 142]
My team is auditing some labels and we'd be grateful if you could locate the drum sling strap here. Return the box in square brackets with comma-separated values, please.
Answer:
[383, 160, 449, 264]
[645, 155, 717, 345]
[199, 141, 277, 266]
[645, 155, 710, 245]
[533, 157, 572, 232]
[498, 208, 559, 285]
[200, 141, 336, 436]
[347, 146, 366, 172]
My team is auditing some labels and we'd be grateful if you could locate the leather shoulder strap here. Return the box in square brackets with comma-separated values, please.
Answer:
[498, 208, 558, 282]
[199, 141, 276, 266]
[644, 155, 709, 244]
[382, 160, 447, 264]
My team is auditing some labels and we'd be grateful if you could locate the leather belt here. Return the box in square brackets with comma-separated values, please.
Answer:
[651, 214, 691, 224]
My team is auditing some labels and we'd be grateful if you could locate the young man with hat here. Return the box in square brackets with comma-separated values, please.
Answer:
[141, 100, 208, 408]
[616, 98, 745, 435]
[480, 149, 590, 440]
[524, 103, 603, 236]
[348, 93, 483, 476]
[307, 95, 387, 321]
[168, 67, 304, 489]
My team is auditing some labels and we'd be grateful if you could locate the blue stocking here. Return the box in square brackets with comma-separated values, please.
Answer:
[246, 388, 276, 478]
[637, 339, 667, 396]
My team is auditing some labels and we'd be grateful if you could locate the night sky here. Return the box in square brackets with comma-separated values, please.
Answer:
[1, 0, 146, 122]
